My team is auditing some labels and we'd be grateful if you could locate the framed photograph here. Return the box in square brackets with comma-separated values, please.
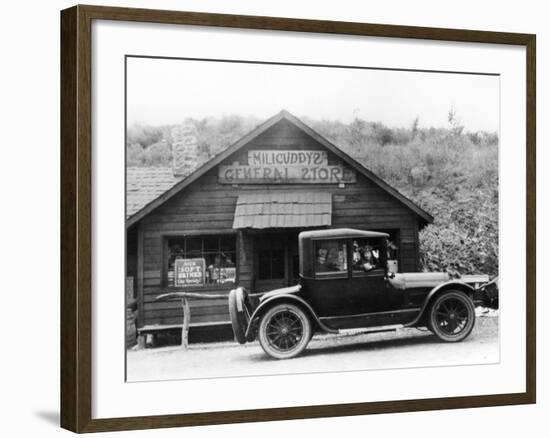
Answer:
[60, 4, 536, 433]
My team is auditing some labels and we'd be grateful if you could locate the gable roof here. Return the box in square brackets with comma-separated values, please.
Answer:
[126, 110, 433, 228]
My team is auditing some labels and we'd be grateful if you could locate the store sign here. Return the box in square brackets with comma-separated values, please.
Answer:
[210, 267, 237, 284]
[218, 150, 356, 184]
[174, 258, 205, 287]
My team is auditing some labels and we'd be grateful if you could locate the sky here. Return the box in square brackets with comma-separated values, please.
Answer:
[126, 57, 500, 133]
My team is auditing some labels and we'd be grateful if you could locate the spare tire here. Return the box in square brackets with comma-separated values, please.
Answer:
[228, 288, 248, 344]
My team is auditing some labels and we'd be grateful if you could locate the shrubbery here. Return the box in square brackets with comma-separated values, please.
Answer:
[309, 117, 499, 277]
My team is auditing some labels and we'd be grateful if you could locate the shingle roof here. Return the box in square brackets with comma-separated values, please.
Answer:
[126, 167, 185, 218]
[233, 192, 332, 229]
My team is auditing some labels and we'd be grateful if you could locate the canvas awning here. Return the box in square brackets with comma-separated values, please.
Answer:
[232, 192, 332, 229]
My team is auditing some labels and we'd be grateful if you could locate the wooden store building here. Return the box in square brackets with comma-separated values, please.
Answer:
[126, 110, 433, 339]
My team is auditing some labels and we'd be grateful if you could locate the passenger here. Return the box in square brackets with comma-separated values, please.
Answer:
[325, 247, 340, 271]
[352, 241, 362, 267]
[316, 248, 330, 272]
[354, 244, 377, 271]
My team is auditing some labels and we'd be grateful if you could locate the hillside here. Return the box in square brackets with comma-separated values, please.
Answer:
[127, 113, 499, 276]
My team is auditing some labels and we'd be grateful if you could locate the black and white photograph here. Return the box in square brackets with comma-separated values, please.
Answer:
[0, 0, 543, 435]
[125, 57, 500, 382]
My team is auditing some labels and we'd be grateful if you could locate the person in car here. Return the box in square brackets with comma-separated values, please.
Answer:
[353, 242, 377, 271]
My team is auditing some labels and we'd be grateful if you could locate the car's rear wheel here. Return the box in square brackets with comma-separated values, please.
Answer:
[228, 288, 248, 344]
[429, 290, 475, 342]
[258, 303, 312, 359]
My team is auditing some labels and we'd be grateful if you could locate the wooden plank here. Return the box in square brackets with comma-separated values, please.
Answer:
[144, 215, 235, 227]
[143, 228, 237, 238]
[333, 200, 413, 209]
[60, 7, 78, 432]
[143, 261, 162, 271]
[175, 179, 383, 194]
[144, 313, 231, 327]
[144, 306, 229, 319]
[136, 222, 144, 327]
[144, 222, 237, 233]
[143, 287, 232, 297]
[414, 217, 420, 271]
[244, 138, 316, 148]
[333, 208, 416, 217]
[143, 270, 161, 279]
[181, 298, 190, 349]
[143, 278, 162, 287]
[138, 321, 232, 333]
[332, 218, 414, 227]
[167, 185, 399, 202]
[144, 298, 227, 309]
[163, 204, 238, 215]
[143, 237, 162, 247]
[150, 213, 236, 223]
[400, 228, 417, 239]
[238, 264, 253, 274]
[156, 195, 238, 207]
[333, 213, 414, 221]
[143, 248, 161, 257]
[143, 229, 237, 239]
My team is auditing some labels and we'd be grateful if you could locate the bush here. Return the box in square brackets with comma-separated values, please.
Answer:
[127, 141, 172, 167]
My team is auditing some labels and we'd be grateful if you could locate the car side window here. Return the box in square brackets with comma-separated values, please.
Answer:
[314, 240, 348, 275]
[352, 238, 383, 273]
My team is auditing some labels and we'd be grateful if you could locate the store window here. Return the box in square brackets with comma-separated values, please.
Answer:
[165, 235, 236, 287]
[314, 240, 348, 275]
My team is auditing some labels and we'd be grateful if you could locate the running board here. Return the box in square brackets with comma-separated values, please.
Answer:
[338, 324, 404, 335]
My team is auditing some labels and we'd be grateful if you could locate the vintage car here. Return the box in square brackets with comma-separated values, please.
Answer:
[229, 228, 498, 359]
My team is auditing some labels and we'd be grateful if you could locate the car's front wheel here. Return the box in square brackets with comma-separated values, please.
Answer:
[428, 290, 475, 342]
[258, 303, 312, 359]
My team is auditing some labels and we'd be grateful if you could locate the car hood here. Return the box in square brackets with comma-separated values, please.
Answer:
[259, 284, 302, 302]
[389, 272, 449, 290]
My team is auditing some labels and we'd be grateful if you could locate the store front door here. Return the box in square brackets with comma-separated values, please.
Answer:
[254, 231, 300, 293]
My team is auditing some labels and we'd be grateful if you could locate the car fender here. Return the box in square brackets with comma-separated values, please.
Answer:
[405, 280, 475, 327]
[245, 294, 338, 339]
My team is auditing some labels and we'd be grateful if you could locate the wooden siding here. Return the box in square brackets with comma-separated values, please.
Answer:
[135, 119, 421, 328]
[126, 226, 137, 280]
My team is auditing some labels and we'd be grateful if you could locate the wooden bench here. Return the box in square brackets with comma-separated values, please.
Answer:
[137, 321, 231, 348]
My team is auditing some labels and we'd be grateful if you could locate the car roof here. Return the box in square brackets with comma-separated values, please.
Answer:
[299, 228, 389, 240]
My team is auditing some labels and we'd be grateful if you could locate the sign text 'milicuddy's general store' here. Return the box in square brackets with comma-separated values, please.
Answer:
[218, 150, 357, 184]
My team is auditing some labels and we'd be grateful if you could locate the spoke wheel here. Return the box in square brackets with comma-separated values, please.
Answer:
[258, 303, 312, 359]
[429, 290, 475, 342]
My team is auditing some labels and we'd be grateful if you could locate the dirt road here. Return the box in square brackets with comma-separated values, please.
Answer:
[127, 314, 498, 382]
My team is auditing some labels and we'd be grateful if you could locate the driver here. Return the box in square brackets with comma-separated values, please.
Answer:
[353, 242, 376, 271]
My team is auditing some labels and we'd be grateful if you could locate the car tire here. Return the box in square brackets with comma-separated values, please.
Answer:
[228, 288, 248, 344]
[428, 290, 475, 342]
[258, 303, 312, 360]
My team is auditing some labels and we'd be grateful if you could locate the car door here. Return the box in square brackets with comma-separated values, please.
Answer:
[346, 267, 389, 313]
[303, 238, 357, 317]
[348, 236, 405, 313]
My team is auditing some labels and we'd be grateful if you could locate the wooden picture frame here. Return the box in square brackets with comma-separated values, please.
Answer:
[60, 4, 536, 433]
